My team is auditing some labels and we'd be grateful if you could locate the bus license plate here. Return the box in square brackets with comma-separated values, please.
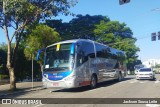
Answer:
[53, 82, 59, 86]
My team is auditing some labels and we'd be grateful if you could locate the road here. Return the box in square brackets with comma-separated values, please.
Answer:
[1, 74, 160, 107]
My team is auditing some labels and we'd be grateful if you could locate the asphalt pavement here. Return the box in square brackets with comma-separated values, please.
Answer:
[0, 81, 43, 97]
[0, 74, 160, 107]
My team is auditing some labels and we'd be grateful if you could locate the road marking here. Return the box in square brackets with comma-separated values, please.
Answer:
[120, 79, 159, 84]
[119, 80, 128, 83]
[130, 80, 138, 83]
[140, 81, 145, 83]
[146, 104, 160, 107]
[155, 80, 159, 84]
[34, 104, 45, 107]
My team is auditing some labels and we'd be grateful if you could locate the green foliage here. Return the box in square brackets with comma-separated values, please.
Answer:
[15, 45, 41, 81]
[0, 41, 41, 81]
[155, 64, 160, 68]
[0, 0, 77, 90]
[24, 24, 61, 64]
[94, 20, 139, 70]
[46, 14, 110, 40]
[0, 43, 8, 74]
[134, 60, 142, 65]
[46, 14, 140, 70]
[94, 20, 133, 43]
[0, 0, 77, 27]
[0, 74, 9, 79]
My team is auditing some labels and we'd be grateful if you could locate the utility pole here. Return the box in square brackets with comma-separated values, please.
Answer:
[32, 53, 34, 88]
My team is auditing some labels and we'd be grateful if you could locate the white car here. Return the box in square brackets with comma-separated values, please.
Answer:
[136, 68, 155, 80]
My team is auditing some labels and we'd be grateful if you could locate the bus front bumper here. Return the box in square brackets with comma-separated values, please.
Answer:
[42, 78, 77, 88]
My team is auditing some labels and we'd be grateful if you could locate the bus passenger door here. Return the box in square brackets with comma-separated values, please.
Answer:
[75, 42, 95, 86]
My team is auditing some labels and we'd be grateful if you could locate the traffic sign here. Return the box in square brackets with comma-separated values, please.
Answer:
[158, 32, 160, 40]
[151, 32, 156, 41]
[119, 0, 130, 5]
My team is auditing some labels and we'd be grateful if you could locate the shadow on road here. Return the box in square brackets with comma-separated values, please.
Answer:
[52, 75, 135, 93]
[0, 81, 43, 98]
[0, 75, 136, 98]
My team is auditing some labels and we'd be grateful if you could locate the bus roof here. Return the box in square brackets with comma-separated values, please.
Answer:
[46, 39, 125, 54]
[47, 39, 93, 48]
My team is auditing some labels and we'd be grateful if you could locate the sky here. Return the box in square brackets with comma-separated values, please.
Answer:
[0, 0, 160, 61]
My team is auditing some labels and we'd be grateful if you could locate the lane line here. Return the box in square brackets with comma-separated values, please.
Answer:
[140, 81, 145, 83]
[34, 104, 45, 107]
[155, 80, 159, 84]
[146, 104, 160, 107]
[130, 80, 138, 83]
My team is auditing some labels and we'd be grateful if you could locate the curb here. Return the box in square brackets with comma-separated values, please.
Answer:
[0, 86, 46, 97]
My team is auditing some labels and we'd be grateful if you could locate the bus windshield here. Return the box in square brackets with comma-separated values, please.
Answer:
[44, 43, 73, 71]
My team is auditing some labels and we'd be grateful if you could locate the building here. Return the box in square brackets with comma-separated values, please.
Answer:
[142, 59, 160, 68]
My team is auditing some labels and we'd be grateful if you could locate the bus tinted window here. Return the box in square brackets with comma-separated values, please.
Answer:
[76, 41, 95, 67]
[95, 43, 111, 58]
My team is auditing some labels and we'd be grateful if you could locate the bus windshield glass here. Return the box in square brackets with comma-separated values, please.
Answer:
[44, 43, 72, 71]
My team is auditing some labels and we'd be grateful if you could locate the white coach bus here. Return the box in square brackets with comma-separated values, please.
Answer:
[37, 39, 127, 89]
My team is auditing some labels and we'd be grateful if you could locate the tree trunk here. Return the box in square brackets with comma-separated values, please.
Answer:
[3, 0, 16, 91]
[8, 67, 16, 90]
[7, 42, 16, 90]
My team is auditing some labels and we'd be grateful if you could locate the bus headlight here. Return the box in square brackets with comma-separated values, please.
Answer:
[42, 78, 46, 82]
[44, 74, 48, 79]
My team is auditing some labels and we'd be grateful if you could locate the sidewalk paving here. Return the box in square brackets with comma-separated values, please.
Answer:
[0, 82, 44, 97]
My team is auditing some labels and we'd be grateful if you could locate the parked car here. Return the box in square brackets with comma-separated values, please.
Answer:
[136, 68, 155, 80]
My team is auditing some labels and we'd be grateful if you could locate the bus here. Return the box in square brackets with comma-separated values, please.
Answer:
[37, 39, 127, 89]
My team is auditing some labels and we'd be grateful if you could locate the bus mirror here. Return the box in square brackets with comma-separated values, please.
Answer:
[76, 43, 80, 47]
[70, 43, 75, 55]
[36, 48, 45, 61]
[36, 53, 40, 61]
[75, 43, 81, 54]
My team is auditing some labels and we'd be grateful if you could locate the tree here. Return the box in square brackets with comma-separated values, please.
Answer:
[0, 0, 77, 90]
[46, 14, 140, 71]
[155, 64, 160, 68]
[46, 19, 71, 40]
[0, 43, 14, 75]
[46, 14, 110, 40]
[94, 20, 133, 43]
[16, 45, 41, 81]
[24, 24, 61, 66]
[134, 60, 142, 66]
[94, 20, 139, 71]
[113, 38, 140, 70]
[68, 14, 110, 40]
[23, 24, 60, 80]
[0, 43, 7, 74]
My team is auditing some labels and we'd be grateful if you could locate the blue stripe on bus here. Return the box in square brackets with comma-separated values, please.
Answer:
[43, 71, 72, 81]
[70, 43, 75, 54]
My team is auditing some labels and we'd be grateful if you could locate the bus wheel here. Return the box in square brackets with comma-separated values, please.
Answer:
[90, 75, 97, 89]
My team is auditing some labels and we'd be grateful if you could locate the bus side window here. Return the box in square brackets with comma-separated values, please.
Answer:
[76, 55, 82, 67]
[76, 42, 95, 67]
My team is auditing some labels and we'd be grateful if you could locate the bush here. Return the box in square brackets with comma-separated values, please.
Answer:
[0, 74, 9, 80]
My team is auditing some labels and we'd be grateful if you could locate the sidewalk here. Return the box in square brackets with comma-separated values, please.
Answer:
[0, 82, 44, 97]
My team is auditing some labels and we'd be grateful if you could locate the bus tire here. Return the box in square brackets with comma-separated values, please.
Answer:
[90, 74, 97, 89]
